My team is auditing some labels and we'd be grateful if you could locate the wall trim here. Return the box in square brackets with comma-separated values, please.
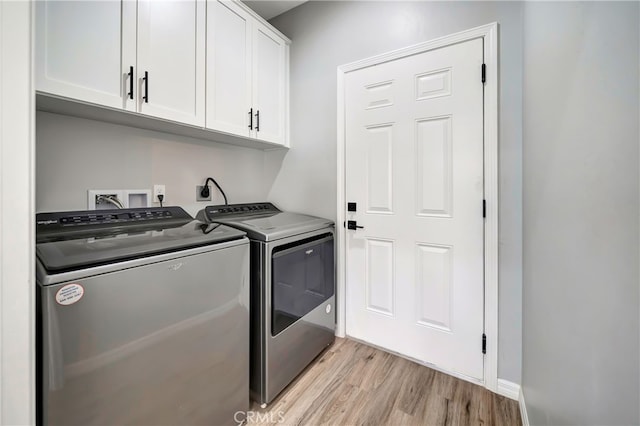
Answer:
[0, 1, 36, 424]
[335, 22, 500, 393]
[497, 378, 520, 401]
[519, 387, 530, 426]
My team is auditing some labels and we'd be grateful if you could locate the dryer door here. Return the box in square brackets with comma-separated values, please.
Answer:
[271, 233, 335, 336]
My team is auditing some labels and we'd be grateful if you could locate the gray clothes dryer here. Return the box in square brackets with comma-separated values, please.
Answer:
[197, 202, 336, 405]
[36, 207, 249, 426]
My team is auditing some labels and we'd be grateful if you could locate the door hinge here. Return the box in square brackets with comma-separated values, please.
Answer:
[481, 63, 486, 84]
[483, 199, 486, 218]
[482, 333, 487, 354]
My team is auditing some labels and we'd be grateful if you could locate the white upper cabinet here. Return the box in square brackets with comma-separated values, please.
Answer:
[206, 0, 290, 146]
[206, 0, 252, 137]
[35, 0, 287, 149]
[137, 0, 205, 126]
[36, 0, 205, 125]
[35, 0, 136, 111]
[252, 22, 287, 145]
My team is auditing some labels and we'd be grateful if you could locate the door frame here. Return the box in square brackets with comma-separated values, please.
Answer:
[336, 22, 499, 392]
[0, 0, 36, 423]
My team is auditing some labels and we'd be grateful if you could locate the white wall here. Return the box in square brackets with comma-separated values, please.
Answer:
[36, 112, 271, 216]
[0, 1, 35, 424]
[522, 2, 639, 424]
[268, 0, 524, 384]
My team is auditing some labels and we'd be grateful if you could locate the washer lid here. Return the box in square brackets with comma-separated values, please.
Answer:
[215, 212, 333, 241]
[198, 202, 334, 241]
[36, 221, 246, 272]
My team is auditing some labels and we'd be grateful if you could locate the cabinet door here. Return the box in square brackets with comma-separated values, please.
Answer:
[35, 0, 136, 111]
[252, 22, 288, 145]
[206, 0, 252, 137]
[137, 0, 205, 126]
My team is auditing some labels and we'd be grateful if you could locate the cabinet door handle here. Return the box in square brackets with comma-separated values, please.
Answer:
[255, 109, 260, 132]
[127, 66, 134, 100]
[248, 108, 253, 130]
[143, 71, 149, 103]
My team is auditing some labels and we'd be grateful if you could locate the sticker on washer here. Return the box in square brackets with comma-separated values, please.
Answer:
[56, 283, 84, 306]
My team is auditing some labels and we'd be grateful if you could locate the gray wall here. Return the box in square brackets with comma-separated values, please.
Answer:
[522, 2, 639, 425]
[268, 1, 524, 383]
[36, 112, 270, 216]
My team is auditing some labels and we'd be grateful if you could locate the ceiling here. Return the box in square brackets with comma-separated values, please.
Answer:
[243, 0, 307, 20]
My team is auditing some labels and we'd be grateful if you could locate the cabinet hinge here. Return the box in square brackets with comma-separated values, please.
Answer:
[483, 199, 486, 218]
[481, 63, 486, 84]
[482, 333, 487, 354]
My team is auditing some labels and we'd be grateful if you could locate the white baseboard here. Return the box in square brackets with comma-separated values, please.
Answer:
[496, 378, 520, 400]
[519, 387, 530, 426]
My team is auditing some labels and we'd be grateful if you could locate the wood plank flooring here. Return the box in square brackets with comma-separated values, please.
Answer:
[249, 338, 521, 426]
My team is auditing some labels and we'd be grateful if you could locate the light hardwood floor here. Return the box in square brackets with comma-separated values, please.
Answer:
[249, 338, 521, 426]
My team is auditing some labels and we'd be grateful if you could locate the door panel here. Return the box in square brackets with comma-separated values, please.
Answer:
[365, 238, 394, 316]
[365, 125, 394, 213]
[416, 116, 452, 217]
[137, 0, 205, 125]
[35, 1, 135, 110]
[345, 39, 484, 380]
[416, 68, 452, 100]
[253, 23, 286, 145]
[415, 243, 452, 331]
[206, 0, 252, 136]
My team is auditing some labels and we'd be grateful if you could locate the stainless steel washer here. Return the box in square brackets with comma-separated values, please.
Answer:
[36, 207, 250, 425]
[197, 202, 335, 405]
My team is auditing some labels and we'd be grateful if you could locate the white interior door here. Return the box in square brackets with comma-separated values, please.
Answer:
[206, 0, 252, 137]
[252, 22, 286, 145]
[345, 38, 485, 380]
[137, 0, 205, 126]
[35, 0, 136, 111]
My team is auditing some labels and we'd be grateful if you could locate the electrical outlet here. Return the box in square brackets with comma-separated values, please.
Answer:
[196, 185, 211, 201]
[153, 185, 166, 203]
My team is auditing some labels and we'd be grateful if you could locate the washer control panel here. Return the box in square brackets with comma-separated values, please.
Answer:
[36, 207, 193, 240]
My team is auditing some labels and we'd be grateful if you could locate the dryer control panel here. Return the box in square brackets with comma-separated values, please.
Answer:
[204, 202, 280, 219]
